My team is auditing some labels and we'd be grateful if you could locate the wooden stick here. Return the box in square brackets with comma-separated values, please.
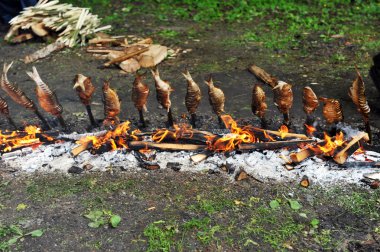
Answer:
[190, 151, 213, 163]
[128, 141, 206, 151]
[24, 41, 66, 64]
[139, 110, 146, 128]
[248, 64, 277, 88]
[249, 127, 309, 140]
[167, 108, 174, 127]
[85, 105, 97, 127]
[333, 132, 369, 164]
[289, 149, 313, 163]
[71, 141, 92, 157]
[34, 110, 51, 130]
[6, 116, 18, 130]
[239, 139, 316, 151]
[190, 113, 197, 128]
[104, 46, 148, 67]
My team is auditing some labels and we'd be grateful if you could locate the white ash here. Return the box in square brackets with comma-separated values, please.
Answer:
[2, 134, 380, 186]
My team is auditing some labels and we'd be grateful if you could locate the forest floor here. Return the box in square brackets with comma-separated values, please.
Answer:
[1, 1, 380, 251]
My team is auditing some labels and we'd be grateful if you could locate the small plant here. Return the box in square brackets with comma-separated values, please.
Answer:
[288, 199, 302, 210]
[84, 210, 121, 228]
[0, 224, 43, 251]
[158, 29, 180, 39]
[143, 220, 177, 252]
[310, 218, 320, 229]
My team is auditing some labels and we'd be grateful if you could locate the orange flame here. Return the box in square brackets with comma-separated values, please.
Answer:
[311, 131, 346, 156]
[304, 124, 316, 136]
[0, 125, 47, 152]
[278, 125, 288, 139]
[152, 123, 194, 143]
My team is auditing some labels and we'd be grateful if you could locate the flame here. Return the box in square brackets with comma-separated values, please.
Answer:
[208, 115, 256, 151]
[278, 125, 288, 139]
[305, 124, 316, 136]
[0, 125, 48, 152]
[78, 121, 136, 150]
[311, 131, 346, 156]
[152, 123, 194, 143]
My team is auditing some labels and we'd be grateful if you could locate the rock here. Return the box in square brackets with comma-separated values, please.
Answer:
[68, 166, 83, 174]
[167, 162, 181, 171]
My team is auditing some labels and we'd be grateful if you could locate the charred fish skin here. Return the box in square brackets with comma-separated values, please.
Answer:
[183, 70, 201, 115]
[205, 77, 225, 117]
[319, 97, 344, 124]
[26, 66, 63, 117]
[273, 81, 293, 114]
[132, 73, 149, 112]
[73, 74, 95, 106]
[251, 83, 267, 119]
[102, 81, 121, 125]
[150, 68, 173, 112]
[302, 86, 319, 115]
[1, 62, 36, 110]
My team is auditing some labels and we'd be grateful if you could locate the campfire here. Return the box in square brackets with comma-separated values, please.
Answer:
[0, 64, 379, 188]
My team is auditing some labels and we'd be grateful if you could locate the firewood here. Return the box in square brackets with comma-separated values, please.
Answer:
[300, 175, 310, 188]
[24, 41, 66, 64]
[249, 127, 309, 140]
[248, 64, 278, 88]
[190, 152, 212, 163]
[138, 45, 168, 68]
[107, 51, 126, 60]
[333, 132, 369, 164]
[71, 141, 92, 157]
[87, 47, 125, 54]
[31, 23, 49, 37]
[10, 33, 34, 43]
[290, 149, 313, 163]
[128, 141, 206, 151]
[119, 58, 141, 73]
[236, 170, 249, 181]
[238, 139, 316, 151]
[135, 38, 153, 45]
[104, 46, 148, 67]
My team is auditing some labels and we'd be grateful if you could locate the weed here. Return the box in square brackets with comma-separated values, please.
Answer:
[188, 195, 234, 215]
[313, 229, 334, 250]
[84, 209, 121, 228]
[336, 191, 380, 219]
[158, 29, 180, 39]
[143, 221, 178, 252]
[0, 224, 43, 251]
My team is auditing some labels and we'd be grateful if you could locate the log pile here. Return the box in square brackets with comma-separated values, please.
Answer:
[5, 0, 110, 47]
[86, 35, 168, 73]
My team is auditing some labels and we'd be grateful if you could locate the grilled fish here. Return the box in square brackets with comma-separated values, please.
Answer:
[1, 62, 35, 110]
[349, 68, 370, 117]
[183, 70, 201, 115]
[0, 96, 10, 116]
[251, 83, 267, 119]
[102, 81, 120, 125]
[132, 73, 149, 112]
[205, 77, 225, 117]
[27, 66, 63, 117]
[302, 86, 319, 115]
[73, 74, 95, 106]
[319, 97, 343, 124]
[273, 81, 293, 114]
[151, 68, 172, 112]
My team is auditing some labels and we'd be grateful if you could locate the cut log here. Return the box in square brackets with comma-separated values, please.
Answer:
[333, 132, 369, 164]
[107, 50, 126, 60]
[24, 41, 66, 64]
[190, 151, 213, 163]
[129, 141, 206, 151]
[70, 141, 93, 157]
[248, 64, 278, 88]
[137, 45, 168, 68]
[290, 149, 313, 163]
[238, 139, 316, 151]
[104, 46, 148, 67]
[10, 33, 34, 43]
[119, 58, 141, 73]
[4, 24, 20, 41]
[87, 47, 126, 54]
[31, 23, 49, 37]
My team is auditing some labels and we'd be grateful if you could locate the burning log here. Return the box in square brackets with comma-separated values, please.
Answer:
[248, 126, 309, 140]
[0, 97, 17, 129]
[134, 151, 160, 170]
[183, 70, 201, 128]
[273, 81, 293, 126]
[248, 64, 277, 88]
[1, 62, 50, 130]
[349, 67, 372, 143]
[102, 81, 121, 127]
[302, 86, 319, 128]
[129, 141, 206, 151]
[289, 149, 313, 163]
[333, 132, 369, 164]
[205, 77, 225, 126]
[151, 68, 174, 127]
[73, 74, 97, 127]
[71, 140, 93, 157]
[251, 84, 268, 128]
[24, 41, 66, 64]
[132, 72, 150, 127]
[27, 66, 66, 129]
[238, 139, 316, 151]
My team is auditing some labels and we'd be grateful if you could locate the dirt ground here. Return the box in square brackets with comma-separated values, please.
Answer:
[1, 9, 380, 251]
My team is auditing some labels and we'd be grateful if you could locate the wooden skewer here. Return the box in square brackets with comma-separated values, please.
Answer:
[167, 108, 174, 127]
[333, 132, 369, 164]
[34, 110, 51, 130]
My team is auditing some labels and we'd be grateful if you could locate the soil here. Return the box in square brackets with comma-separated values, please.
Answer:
[0, 12, 380, 251]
